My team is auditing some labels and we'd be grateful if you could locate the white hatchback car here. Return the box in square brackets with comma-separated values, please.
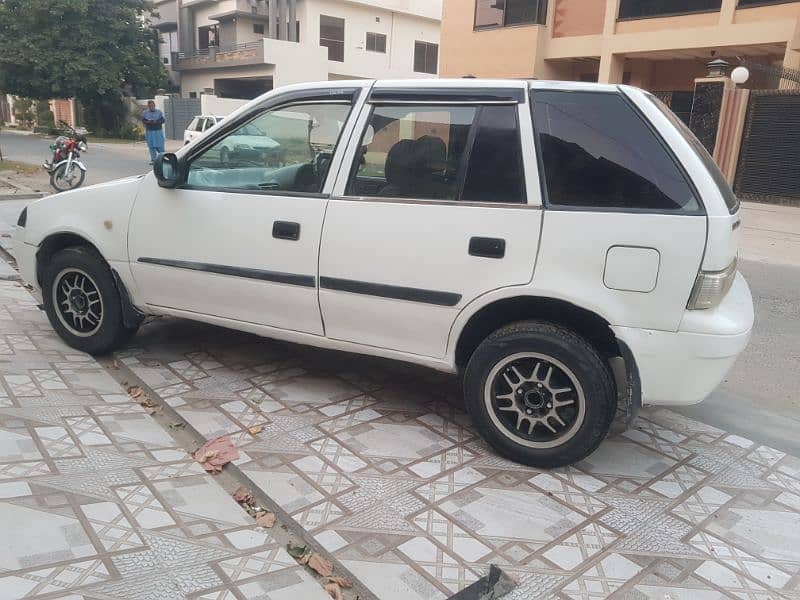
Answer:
[183, 115, 224, 145]
[14, 80, 754, 467]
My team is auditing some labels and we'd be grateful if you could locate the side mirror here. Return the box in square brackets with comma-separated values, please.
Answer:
[154, 153, 183, 188]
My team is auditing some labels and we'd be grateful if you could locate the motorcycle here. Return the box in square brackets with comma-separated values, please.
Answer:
[43, 121, 88, 192]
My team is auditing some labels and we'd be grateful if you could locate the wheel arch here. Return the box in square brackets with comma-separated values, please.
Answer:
[35, 232, 102, 288]
[452, 294, 622, 371]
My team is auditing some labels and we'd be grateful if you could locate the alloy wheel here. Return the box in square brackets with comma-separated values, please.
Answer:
[52, 268, 104, 337]
[483, 352, 586, 449]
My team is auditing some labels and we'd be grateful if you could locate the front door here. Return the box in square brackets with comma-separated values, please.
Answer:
[128, 98, 357, 335]
[320, 86, 543, 358]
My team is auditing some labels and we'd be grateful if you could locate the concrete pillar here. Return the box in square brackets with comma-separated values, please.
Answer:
[784, 48, 800, 72]
[602, 0, 620, 36]
[278, 0, 287, 40]
[268, 0, 277, 39]
[599, 53, 625, 84]
[179, 6, 195, 53]
[720, 0, 736, 25]
[288, 0, 297, 42]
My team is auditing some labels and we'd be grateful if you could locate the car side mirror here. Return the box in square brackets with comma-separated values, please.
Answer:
[154, 153, 183, 188]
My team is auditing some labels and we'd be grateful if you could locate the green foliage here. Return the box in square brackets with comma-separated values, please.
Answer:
[12, 97, 35, 127]
[35, 101, 55, 128]
[0, 0, 168, 132]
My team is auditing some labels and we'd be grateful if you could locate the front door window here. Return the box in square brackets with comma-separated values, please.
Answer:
[187, 102, 352, 194]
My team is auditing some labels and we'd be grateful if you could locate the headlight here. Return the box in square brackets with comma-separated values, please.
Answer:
[78, 141, 88, 152]
[687, 257, 737, 310]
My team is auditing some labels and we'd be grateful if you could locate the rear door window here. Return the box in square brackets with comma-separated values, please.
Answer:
[532, 90, 700, 213]
[347, 103, 525, 203]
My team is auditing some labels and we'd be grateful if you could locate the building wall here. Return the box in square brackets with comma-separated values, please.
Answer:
[440, 0, 542, 78]
[303, 0, 441, 79]
[553, 0, 604, 38]
[440, 0, 800, 88]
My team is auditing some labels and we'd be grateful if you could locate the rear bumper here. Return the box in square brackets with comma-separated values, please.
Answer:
[613, 273, 754, 406]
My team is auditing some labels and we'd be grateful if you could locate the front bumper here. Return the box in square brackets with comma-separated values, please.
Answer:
[13, 233, 41, 300]
[613, 273, 754, 406]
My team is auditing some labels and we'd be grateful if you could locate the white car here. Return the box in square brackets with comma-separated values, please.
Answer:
[14, 79, 754, 467]
[183, 115, 224, 145]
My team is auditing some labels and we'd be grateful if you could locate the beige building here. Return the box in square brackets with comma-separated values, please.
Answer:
[151, 0, 442, 99]
[440, 0, 800, 92]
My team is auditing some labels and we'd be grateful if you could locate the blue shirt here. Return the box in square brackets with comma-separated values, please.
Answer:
[142, 109, 165, 131]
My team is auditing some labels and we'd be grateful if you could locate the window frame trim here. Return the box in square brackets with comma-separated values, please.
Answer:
[338, 100, 531, 208]
[473, 0, 548, 30]
[413, 40, 439, 75]
[529, 88, 706, 216]
[365, 31, 387, 53]
[178, 92, 362, 198]
[616, 0, 722, 21]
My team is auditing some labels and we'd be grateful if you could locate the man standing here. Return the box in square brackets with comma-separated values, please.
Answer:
[142, 100, 165, 165]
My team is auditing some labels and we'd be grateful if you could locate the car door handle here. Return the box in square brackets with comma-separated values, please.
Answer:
[273, 221, 300, 241]
[469, 237, 506, 259]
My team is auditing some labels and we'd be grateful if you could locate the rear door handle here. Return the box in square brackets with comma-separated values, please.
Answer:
[469, 237, 506, 259]
[273, 221, 300, 241]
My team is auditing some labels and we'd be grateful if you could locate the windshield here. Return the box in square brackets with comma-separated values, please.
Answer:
[648, 94, 739, 214]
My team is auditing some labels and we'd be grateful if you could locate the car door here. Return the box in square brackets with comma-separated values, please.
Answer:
[528, 85, 708, 332]
[320, 83, 543, 358]
[128, 89, 362, 335]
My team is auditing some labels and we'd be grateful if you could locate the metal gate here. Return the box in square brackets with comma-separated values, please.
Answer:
[163, 97, 201, 140]
[734, 90, 800, 204]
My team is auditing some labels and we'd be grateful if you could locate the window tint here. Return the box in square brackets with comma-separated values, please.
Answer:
[462, 106, 525, 203]
[618, 0, 721, 20]
[532, 91, 699, 212]
[188, 102, 351, 194]
[347, 105, 476, 200]
[187, 117, 199, 131]
[366, 32, 387, 53]
[413, 41, 438, 74]
[320, 15, 344, 62]
[648, 94, 738, 213]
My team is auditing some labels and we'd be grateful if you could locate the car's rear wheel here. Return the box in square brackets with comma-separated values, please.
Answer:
[42, 247, 137, 355]
[464, 320, 615, 468]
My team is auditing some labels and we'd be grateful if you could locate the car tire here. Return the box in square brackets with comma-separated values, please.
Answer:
[42, 247, 137, 355]
[463, 320, 616, 469]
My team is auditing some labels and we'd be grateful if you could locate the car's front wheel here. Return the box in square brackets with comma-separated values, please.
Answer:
[42, 247, 137, 355]
[464, 320, 616, 469]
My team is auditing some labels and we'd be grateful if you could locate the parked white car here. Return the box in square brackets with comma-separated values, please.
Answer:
[14, 79, 753, 467]
[183, 115, 224, 145]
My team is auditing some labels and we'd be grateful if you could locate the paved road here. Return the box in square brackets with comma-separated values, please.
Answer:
[0, 129, 182, 186]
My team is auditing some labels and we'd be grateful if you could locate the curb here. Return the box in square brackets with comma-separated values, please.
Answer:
[0, 193, 47, 201]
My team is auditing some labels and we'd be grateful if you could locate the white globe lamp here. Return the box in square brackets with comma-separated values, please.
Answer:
[731, 66, 750, 85]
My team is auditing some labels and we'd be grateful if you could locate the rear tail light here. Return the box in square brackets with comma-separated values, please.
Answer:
[687, 257, 737, 310]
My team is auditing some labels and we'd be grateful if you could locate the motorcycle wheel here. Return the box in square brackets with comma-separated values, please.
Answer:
[50, 163, 86, 192]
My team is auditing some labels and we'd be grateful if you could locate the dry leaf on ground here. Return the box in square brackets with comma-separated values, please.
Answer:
[255, 512, 275, 528]
[126, 385, 160, 414]
[324, 582, 343, 600]
[326, 576, 352, 589]
[193, 437, 239, 472]
[232, 486, 252, 503]
[247, 425, 263, 436]
[307, 553, 333, 577]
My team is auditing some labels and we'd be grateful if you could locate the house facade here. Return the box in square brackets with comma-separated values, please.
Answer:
[151, 0, 442, 99]
[439, 0, 800, 92]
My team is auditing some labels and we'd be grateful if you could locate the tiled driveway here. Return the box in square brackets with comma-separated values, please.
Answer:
[113, 313, 800, 600]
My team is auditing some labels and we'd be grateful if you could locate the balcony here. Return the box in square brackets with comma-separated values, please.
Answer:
[173, 41, 265, 71]
[617, 0, 722, 20]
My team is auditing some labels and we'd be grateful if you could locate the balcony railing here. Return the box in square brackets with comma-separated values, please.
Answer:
[617, 0, 722, 20]
[174, 41, 264, 70]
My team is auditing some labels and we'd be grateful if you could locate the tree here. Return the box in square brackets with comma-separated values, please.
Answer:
[0, 0, 167, 133]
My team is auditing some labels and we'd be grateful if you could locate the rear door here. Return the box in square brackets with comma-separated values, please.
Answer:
[321, 83, 543, 358]
[528, 85, 707, 331]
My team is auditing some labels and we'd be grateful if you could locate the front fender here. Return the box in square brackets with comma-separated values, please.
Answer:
[53, 159, 86, 172]
[20, 175, 145, 263]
